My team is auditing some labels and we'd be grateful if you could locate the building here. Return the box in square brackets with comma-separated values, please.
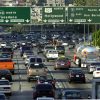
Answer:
[0, 0, 18, 6]
[46, 0, 65, 6]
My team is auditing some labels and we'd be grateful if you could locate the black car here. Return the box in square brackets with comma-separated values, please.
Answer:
[68, 69, 86, 83]
[33, 83, 55, 99]
[0, 69, 12, 82]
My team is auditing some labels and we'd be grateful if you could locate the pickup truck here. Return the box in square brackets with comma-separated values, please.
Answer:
[0, 58, 15, 74]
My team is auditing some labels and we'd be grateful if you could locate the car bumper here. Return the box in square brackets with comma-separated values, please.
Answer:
[70, 77, 85, 82]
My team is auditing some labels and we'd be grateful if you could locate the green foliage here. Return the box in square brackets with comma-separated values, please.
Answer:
[73, 0, 86, 6]
[92, 30, 100, 47]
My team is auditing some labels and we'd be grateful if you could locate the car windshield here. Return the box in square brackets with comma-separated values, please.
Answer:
[56, 46, 64, 50]
[0, 59, 12, 62]
[30, 64, 44, 68]
[72, 69, 83, 74]
[49, 51, 57, 54]
[45, 46, 55, 50]
[0, 81, 9, 85]
[64, 91, 80, 98]
[58, 58, 69, 62]
[1, 48, 12, 52]
[91, 63, 100, 66]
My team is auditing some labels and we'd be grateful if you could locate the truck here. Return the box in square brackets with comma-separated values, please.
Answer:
[0, 58, 15, 74]
[73, 44, 100, 68]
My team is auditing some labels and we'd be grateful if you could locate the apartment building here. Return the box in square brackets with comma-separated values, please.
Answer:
[46, 0, 65, 6]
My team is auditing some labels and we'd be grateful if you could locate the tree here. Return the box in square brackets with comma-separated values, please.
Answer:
[11, 24, 24, 33]
[92, 30, 100, 47]
[73, 0, 86, 6]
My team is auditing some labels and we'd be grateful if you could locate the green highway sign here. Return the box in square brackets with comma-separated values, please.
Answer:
[0, 7, 30, 24]
[42, 7, 65, 23]
[68, 7, 100, 24]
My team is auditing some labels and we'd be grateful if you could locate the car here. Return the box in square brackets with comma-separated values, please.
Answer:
[0, 79, 12, 95]
[54, 57, 71, 70]
[36, 97, 54, 100]
[0, 58, 15, 74]
[0, 93, 7, 100]
[68, 69, 86, 83]
[22, 50, 34, 59]
[61, 90, 82, 99]
[33, 83, 55, 99]
[0, 69, 12, 82]
[46, 50, 58, 62]
[87, 62, 100, 73]
[20, 45, 32, 57]
[93, 67, 100, 78]
[55, 45, 65, 55]
[36, 75, 56, 88]
[27, 64, 47, 82]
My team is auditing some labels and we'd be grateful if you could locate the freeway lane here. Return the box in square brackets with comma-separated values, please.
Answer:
[9, 47, 92, 99]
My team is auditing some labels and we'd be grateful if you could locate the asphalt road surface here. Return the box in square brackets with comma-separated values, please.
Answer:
[8, 47, 92, 100]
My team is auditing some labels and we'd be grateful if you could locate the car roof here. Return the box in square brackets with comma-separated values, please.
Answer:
[36, 97, 54, 100]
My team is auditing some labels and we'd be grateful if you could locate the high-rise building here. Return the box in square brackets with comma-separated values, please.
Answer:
[46, 0, 65, 6]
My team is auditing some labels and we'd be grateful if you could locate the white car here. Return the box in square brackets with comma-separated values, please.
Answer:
[93, 67, 100, 78]
[46, 50, 58, 61]
[0, 79, 12, 95]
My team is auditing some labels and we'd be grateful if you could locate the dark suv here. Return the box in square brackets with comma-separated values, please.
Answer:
[33, 83, 55, 99]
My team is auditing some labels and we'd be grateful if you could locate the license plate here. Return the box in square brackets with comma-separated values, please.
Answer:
[76, 75, 79, 77]
[61, 63, 64, 65]
[34, 63, 39, 66]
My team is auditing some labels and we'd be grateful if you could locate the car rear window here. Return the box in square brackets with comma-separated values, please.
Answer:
[30, 58, 35, 62]
[96, 67, 100, 70]
[36, 84, 53, 90]
[0, 59, 12, 62]
[37, 58, 42, 63]
[0, 81, 9, 85]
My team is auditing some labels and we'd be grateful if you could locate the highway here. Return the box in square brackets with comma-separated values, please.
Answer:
[9, 47, 92, 100]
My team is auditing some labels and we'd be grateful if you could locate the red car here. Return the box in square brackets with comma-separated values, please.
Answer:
[54, 57, 71, 70]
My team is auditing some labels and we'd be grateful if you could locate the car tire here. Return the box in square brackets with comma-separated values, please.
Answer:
[47, 59, 49, 62]
[11, 70, 14, 75]
[9, 92, 12, 96]
[54, 67, 57, 70]
[27, 78, 30, 82]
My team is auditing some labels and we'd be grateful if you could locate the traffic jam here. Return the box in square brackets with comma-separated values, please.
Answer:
[0, 32, 100, 100]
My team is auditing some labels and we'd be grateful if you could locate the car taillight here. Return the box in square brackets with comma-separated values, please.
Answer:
[96, 72, 100, 74]
[67, 61, 71, 65]
[52, 80, 56, 84]
[70, 74, 74, 77]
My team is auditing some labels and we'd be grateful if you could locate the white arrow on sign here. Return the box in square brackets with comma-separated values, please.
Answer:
[5, 19, 9, 23]
[43, 19, 47, 22]
[60, 19, 64, 22]
[69, 19, 73, 22]
[88, 19, 92, 22]
[25, 19, 30, 23]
